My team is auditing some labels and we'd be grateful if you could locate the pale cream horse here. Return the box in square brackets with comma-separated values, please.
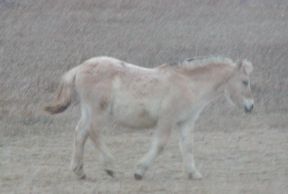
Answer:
[44, 56, 254, 180]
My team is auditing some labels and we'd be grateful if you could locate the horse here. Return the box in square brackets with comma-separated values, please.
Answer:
[44, 56, 254, 180]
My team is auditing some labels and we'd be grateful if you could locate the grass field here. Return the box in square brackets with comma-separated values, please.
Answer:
[0, 0, 288, 193]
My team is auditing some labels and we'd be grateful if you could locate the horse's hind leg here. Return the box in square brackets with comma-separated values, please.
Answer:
[88, 117, 115, 177]
[178, 121, 202, 180]
[71, 108, 89, 179]
[134, 124, 172, 180]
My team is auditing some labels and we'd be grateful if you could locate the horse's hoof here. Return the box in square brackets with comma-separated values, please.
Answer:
[134, 173, 143, 180]
[188, 171, 202, 180]
[105, 169, 114, 177]
[78, 174, 86, 180]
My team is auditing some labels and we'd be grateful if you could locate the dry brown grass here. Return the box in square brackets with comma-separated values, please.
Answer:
[0, 0, 288, 193]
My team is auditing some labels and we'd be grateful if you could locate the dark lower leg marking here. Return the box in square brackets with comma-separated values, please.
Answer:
[134, 173, 143, 180]
[105, 169, 114, 177]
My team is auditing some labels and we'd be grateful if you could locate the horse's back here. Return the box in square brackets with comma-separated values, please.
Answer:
[74, 57, 171, 128]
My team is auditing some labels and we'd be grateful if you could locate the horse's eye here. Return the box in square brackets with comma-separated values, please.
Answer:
[242, 80, 249, 86]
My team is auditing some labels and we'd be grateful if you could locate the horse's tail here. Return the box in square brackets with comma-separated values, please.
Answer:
[44, 67, 78, 114]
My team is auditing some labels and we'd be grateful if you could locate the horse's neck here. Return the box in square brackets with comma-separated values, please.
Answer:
[182, 65, 230, 84]
[177, 65, 233, 102]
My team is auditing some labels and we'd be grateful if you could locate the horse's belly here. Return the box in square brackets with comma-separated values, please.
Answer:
[110, 74, 165, 128]
[111, 100, 159, 129]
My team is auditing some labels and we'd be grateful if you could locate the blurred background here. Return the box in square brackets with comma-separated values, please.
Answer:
[0, 0, 287, 193]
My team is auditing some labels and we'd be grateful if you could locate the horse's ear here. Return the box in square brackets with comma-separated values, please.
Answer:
[238, 59, 253, 75]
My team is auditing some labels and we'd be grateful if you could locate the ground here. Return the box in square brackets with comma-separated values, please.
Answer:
[0, 0, 288, 193]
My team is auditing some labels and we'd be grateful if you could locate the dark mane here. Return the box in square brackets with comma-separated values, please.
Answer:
[169, 56, 236, 69]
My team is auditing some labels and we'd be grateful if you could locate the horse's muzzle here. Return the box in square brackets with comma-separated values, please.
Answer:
[244, 104, 254, 113]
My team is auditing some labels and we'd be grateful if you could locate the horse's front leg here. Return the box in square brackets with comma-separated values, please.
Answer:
[134, 123, 172, 180]
[178, 120, 202, 180]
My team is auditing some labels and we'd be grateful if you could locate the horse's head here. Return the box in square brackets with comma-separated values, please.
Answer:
[225, 60, 254, 113]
